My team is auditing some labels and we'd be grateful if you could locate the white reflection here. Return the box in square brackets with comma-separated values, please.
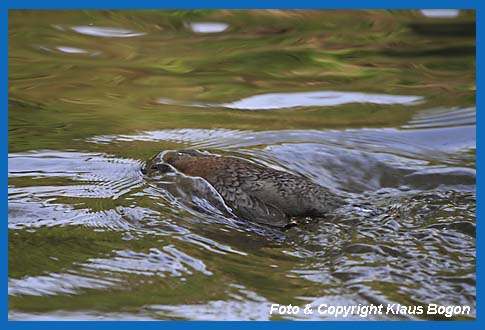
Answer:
[420, 9, 460, 18]
[8, 272, 117, 296]
[56, 46, 88, 54]
[158, 91, 424, 110]
[187, 22, 229, 33]
[70, 26, 145, 38]
[220, 91, 423, 110]
[34, 44, 100, 56]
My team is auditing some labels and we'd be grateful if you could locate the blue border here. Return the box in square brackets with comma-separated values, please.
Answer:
[2, 0, 6, 328]
[1, 322, 482, 330]
[4, 0, 479, 9]
[4, 1, 480, 329]
[476, 1, 481, 326]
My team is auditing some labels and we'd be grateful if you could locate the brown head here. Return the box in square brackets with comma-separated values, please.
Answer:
[162, 150, 219, 178]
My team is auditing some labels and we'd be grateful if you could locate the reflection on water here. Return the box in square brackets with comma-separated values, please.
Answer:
[159, 91, 424, 110]
[186, 22, 229, 34]
[55, 25, 146, 38]
[8, 10, 475, 320]
[34, 44, 101, 57]
[420, 10, 461, 18]
[55, 46, 89, 54]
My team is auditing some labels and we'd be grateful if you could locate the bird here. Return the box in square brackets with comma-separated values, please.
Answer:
[144, 150, 345, 228]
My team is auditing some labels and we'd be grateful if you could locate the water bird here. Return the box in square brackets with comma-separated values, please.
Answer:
[144, 150, 345, 228]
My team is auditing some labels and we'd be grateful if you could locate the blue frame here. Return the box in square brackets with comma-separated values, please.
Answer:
[3, 0, 480, 329]
[3, 1, 479, 10]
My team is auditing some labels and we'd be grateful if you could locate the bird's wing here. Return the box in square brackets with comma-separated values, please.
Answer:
[212, 178, 289, 227]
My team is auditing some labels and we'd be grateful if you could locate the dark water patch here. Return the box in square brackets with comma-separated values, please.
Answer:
[381, 45, 476, 58]
[408, 22, 476, 37]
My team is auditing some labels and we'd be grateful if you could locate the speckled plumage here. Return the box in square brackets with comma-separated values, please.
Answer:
[146, 150, 344, 227]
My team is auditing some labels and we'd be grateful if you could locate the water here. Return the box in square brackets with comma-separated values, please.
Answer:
[8, 10, 475, 320]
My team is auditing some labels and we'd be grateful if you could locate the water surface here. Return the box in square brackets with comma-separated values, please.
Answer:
[8, 10, 475, 320]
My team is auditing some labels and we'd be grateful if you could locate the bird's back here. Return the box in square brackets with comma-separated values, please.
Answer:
[177, 155, 344, 226]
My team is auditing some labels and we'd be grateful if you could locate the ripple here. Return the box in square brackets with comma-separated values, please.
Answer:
[8, 272, 117, 296]
[9, 9, 476, 321]
[145, 300, 270, 320]
[86, 123, 475, 194]
[158, 91, 424, 110]
[8, 150, 143, 191]
[86, 116, 475, 170]
[9, 310, 155, 321]
[82, 247, 212, 277]
[177, 233, 248, 256]
[402, 107, 475, 129]
[8, 151, 147, 229]
[9, 246, 212, 298]
[86, 128, 241, 145]
[8, 197, 158, 231]
[145, 285, 270, 320]
[290, 190, 476, 318]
